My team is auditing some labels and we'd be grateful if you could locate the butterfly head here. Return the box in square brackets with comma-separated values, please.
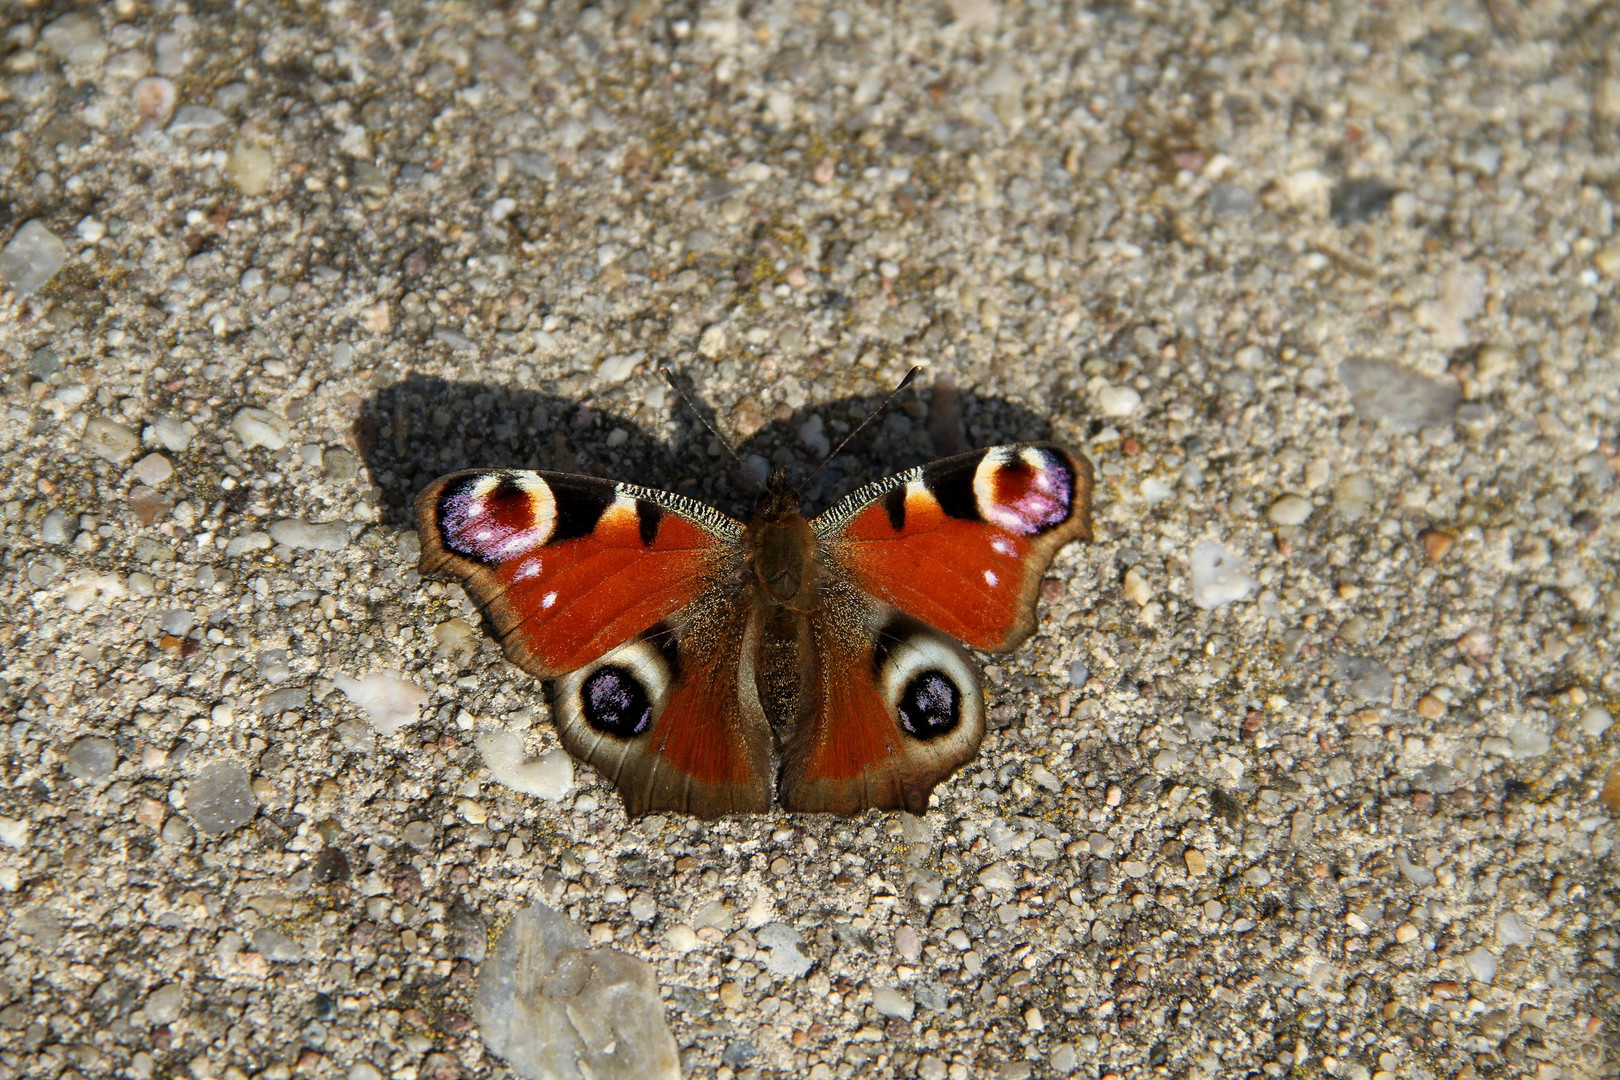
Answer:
[754, 469, 804, 522]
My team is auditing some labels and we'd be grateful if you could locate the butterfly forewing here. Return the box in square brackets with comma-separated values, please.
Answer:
[812, 443, 1094, 652]
[417, 470, 742, 677]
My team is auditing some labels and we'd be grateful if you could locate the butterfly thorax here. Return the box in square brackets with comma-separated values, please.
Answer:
[744, 474, 819, 609]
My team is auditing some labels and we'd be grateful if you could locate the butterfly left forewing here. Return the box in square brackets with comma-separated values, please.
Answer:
[812, 443, 1094, 653]
[417, 469, 742, 677]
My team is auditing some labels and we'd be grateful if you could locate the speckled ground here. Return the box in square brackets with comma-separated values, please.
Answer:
[2, 2, 1617, 1079]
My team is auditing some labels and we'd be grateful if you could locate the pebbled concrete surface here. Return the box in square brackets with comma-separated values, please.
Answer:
[1, 2, 1617, 1078]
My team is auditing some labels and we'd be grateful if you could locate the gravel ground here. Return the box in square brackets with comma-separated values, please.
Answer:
[2, 2, 1617, 1079]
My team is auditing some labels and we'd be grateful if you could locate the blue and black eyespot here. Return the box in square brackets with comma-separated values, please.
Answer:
[580, 665, 653, 737]
[896, 671, 961, 739]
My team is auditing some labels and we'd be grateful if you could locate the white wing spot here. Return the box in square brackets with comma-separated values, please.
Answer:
[515, 559, 542, 581]
[541, 592, 558, 609]
[991, 537, 1016, 556]
[984, 569, 999, 588]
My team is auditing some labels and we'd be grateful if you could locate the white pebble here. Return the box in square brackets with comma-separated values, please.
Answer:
[333, 670, 428, 735]
[231, 407, 291, 450]
[1581, 706, 1613, 737]
[0, 221, 69, 298]
[1267, 494, 1313, 526]
[475, 728, 574, 800]
[977, 861, 1016, 893]
[1140, 477, 1173, 503]
[1495, 911, 1533, 947]
[698, 323, 727, 358]
[870, 986, 914, 1020]
[1464, 946, 1498, 982]
[1095, 384, 1141, 418]
[0, 816, 29, 849]
[1188, 539, 1256, 609]
[664, 924, 699, 953]
[168, 104, 227, 135]
[149, 415, 192, 453]
[132, 453, 174, 487]
[596, 352, 641, 384]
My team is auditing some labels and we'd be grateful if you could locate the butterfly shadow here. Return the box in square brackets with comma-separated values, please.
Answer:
[355, 371, 1063, 529]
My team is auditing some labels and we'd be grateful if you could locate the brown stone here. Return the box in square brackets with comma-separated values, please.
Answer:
[1420, 528, 1454, 561]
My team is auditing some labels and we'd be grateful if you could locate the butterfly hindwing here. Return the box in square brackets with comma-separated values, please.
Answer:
[778, 594, 986, 814]
[417, 470, 742, 678]
[547, 607, 773, 817]
[812, 443, 1094, 653]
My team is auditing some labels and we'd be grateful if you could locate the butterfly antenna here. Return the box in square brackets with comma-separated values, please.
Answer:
[659, 366, 754, 478]
[799, 366, 921, 494]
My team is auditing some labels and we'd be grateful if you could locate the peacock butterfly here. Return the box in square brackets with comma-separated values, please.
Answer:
[415, 382, 1093, 817]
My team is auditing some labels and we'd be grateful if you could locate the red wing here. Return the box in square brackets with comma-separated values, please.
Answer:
[548, 602, 772, 818]
[779, 604, 985, 815]
[812, 444, 1094, 652]
[417, 470, 743, 677]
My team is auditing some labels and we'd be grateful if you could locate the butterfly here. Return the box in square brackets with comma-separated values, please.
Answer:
[416, 415, 1093, 817]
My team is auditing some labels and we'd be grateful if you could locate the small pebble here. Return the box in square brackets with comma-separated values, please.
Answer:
[1184, 849, 1208, 876]
[187, 760, 258, 835]
[1188, 539, 1255, 609]
[1121, 567, 1152, 606]
[83, 417, 141, 463]
[231, 407, 291, 450]
[1464, 946, 1498, 982]
[596, 352, 641, 383]
[268, 518, 350, 552]
[477, 904, 679, 1080]
[664, 924, 699, 953]
[226, 143, 274, 195]
[1267, 494, 1313, 526]
[757, 924, 812, 977]
[1, 221, 69, 298]
[148, 415, 191, 452]
[870, 986, 914, 1020]
[40, 12, 107, 66]
[698, 323, 727, 358]
[145, 984, 187, 1025]
[1338, 358, 1460, 431]
[1420, 528, 1454, 561]
[0, 817, 28, 849]
[1601, 764, 1620, 813]
[1330, 178, 1397, 224]
[1496, 911, 1533, 947]
[168, 104, 227, 135]
[333, 670, 428, 735]
[65, 737, 117, 782]
[1592, 246, 1620, 279]
[1474, 345, 1514, 381]
[1095, 384, 1141, 418]
[1581, 706, 1613, 737]
[132, 77, 176, 122]
[1333, 474, 1375, 519]
[132, 453, 174, 487]
[40, 508, 75, 544]
[475, 729, 574, 800]
[1415, 695, 1447, 720]
[1395, 922, 1419, 944]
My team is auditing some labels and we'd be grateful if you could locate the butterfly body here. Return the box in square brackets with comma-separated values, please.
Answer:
[417, 443, 1093, 817]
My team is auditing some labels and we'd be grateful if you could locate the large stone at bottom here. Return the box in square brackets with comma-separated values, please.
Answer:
[475, 902, 680, 1080]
